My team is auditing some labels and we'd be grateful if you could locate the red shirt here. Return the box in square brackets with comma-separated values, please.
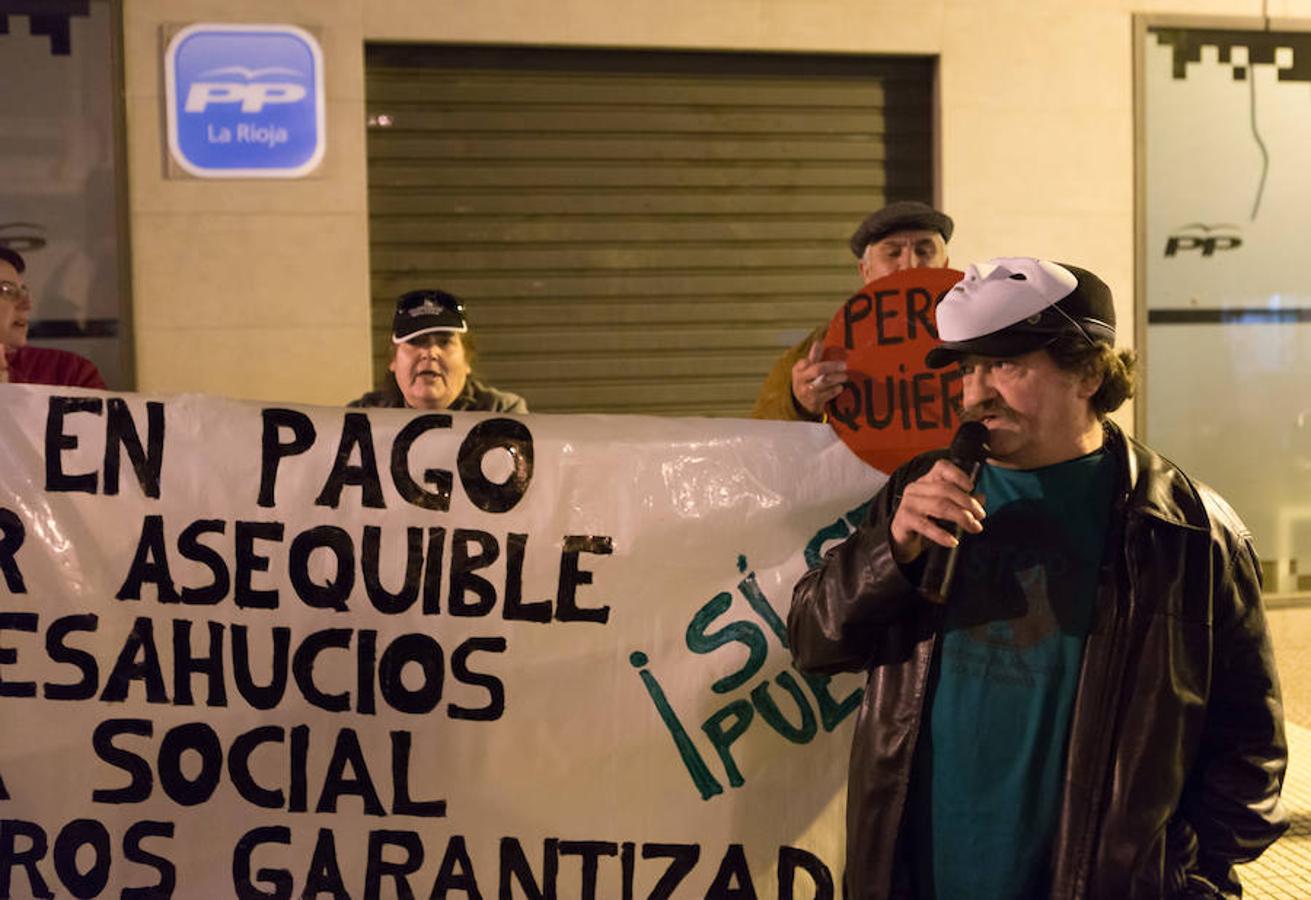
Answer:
[5, 346, 106, 389]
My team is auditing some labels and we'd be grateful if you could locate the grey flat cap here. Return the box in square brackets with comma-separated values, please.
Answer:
[849, 201, 954, 258]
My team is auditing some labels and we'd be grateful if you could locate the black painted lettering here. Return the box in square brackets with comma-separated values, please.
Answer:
[778, 846, 834, 900]
[52, 818, 111, 898]
[898, 366, 912, 429]
[390, 731, 446, 818]
[556, 535, 612, 624]
[642, 843, 699, 900]
[44, 614, 99, 701]
[177, 519, 230, 605]
[316, 413, 385, 509]
[115, 515, 180, 603]
[289, 726, 309, 814]
[234, 521, 284, 609]
[0, 509, 27, 593]
[378, 634, 443, 715]
[257, 408, 315, 508]
[449, 529, 498, 617]
[911, 372, 937, 430]
[158, 722, 223, 806]
[317, 728, 385, 816]
[303, 828, 349, 900]
[0, 612, 37, 698]
[449, 637, 507, 722]
[231, 624, 290, 710]
[104, 398, 165, 498]
[292, 628, 352, 713]
[365, 830, 423, 899]
[863, 376, 894, 429]
[873, 289, 902, 345]
[841, 293, 871, 350]
[362, 525, 422, 614]
[431, 835, 480, 897]
[500, 837, 559, 900]
[0, 819, 52, 899]
[621, 842, 634, 900]
[231, 825, 292, 900]
[705, 844, 756, 900]
[422, 527, 446, 615]
[558, 841, 617, 900]
[906, 287, 936, 340]
[91, 718, 153, 804]
[357, 629, 377, 716]
[100, 617, 168, 704]
[228, 726, 285, 809]
[172, 619, 227, 707]
[827, 383, 861, 431]
[391, 414, 454, 511]
[122, 820, 177, 900]
[504, 533, 551, 622]
[45, 395, 101, 494]
[288, 525, 354, 612]
[457, 418, 534, 514]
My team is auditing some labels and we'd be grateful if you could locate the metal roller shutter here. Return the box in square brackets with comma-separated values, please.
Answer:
[364, 44, 935, 416]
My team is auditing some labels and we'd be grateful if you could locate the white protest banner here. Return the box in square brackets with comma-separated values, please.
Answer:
[0, 386, 883, 899]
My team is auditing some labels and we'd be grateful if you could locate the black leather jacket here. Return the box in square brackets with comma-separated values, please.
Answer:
[788, 422, 1287, 899]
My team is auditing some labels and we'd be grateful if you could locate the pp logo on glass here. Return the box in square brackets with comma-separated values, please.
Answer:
[165, 24, 325, 178]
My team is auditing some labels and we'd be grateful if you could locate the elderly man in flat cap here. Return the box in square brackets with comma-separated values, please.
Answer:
[750, 200, 953, 421]
[349, 289, 527, 413]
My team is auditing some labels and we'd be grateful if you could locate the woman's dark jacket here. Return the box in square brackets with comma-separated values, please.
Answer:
[788, 421, 1287, 899]
[347, 375, 527, 413]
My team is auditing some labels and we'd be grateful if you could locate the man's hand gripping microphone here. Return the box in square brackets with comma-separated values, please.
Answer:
[920, 421, 991, 604]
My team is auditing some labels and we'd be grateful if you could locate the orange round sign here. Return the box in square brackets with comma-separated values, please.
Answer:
[823, 267, 966, 473]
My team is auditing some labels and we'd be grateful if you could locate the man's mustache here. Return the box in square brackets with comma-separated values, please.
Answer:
[961, 401, 1016, 422]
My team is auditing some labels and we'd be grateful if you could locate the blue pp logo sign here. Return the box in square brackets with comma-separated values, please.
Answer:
[165, 24, 325, 178]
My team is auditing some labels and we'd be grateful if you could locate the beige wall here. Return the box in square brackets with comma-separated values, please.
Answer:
[123, 0, 1311, 411]
[122, 0, 370, 404]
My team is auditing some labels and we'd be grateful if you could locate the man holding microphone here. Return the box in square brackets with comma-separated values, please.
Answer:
[788, 257, 1286, 898]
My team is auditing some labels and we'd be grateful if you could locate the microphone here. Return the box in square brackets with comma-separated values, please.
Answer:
[919, 421, 991, 604]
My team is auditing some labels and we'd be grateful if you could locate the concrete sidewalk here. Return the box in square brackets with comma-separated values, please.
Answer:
[1234, 720, 1311, 895]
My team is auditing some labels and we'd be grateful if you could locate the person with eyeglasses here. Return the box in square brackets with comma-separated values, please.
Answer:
[0, 246, 105, 389]
[348, 289, 527, 413]
[788, 258, 1286, 899]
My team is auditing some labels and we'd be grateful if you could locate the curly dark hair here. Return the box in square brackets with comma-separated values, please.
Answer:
[1046, 336, 1137, 416]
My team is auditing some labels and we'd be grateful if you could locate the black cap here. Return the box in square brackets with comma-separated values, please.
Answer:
[0, 246, 26, 274]
[925, 258, 1115, 368]
[391, 289, 469, 344]
[849, 201, 954, 258]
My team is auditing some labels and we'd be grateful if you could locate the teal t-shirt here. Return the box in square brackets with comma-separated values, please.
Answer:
[910, 448, 1116, 900]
